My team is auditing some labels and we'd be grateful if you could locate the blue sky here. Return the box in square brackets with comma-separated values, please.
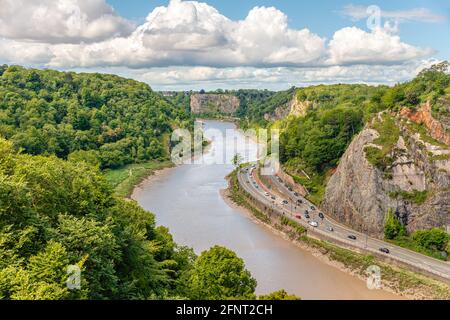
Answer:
[0, 0, 449, 90]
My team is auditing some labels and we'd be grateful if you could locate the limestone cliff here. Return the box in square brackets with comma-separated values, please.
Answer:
[322, 110, 450, 238]
[190, 94, 240, 115]
[264, 95, 311, 121]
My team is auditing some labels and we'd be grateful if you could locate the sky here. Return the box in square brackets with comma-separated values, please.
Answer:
[0, 0, 449, 91]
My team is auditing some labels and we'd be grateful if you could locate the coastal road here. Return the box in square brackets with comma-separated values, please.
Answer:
[237, 165, 450, 282]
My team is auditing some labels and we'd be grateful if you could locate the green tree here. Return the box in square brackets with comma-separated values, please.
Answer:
[258, 289, 300, 300]
[384, 209, 407, 240]
[187, 246, 257, 300]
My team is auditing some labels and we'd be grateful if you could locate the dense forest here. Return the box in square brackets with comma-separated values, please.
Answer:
[0, 65, 193, 169]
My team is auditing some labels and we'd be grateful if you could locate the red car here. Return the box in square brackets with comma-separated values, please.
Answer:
[295, 215, 302, 220]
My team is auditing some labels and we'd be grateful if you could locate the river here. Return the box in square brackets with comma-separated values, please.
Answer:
[132, 120, 400, 300]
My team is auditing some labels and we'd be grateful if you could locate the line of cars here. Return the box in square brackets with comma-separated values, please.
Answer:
[244, 167, 393, 255]
[274, 173, 391, 254]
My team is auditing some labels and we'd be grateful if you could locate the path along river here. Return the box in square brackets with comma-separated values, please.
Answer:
[132, 120, 400, 300]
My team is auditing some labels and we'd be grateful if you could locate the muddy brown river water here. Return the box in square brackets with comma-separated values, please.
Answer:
[132, 120, 401, 300]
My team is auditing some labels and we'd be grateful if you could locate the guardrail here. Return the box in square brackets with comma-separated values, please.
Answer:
[237, 169, 450, 283]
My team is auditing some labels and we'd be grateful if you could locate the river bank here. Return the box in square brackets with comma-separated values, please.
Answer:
[104, 160, 174, 198]
[223, 170, 450, 300]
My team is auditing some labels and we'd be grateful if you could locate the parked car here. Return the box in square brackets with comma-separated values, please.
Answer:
[304, 210, 309, 215]
[293, 192, 299, 197]
[297, 199, 303, 204]
[305, 214, 310, 219]
[271, 196, 276, 200]
[282, 200, 289, 205]
[327, 226, 334, 232]
[309, 221, 318, 227]
[310, 205, 316, 210]
[264, 192, 270, 196]
[295, 215, 302, 220]
[288, 187, 293, 192]
[348, 235, 357, 240]
[379, 247, 390, 254]
[318, 212, 324, 219]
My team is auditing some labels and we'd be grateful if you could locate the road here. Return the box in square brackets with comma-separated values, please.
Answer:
[237, 165, 450, 282]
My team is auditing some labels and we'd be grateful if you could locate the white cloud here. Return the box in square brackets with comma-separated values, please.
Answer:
[0, 0, 134, 43]
[341, 5, 446, 23]
[44, 0, 327, 68]
[113, 59, 437, 91]
[0, 0, 439, 89]
[327, 26, 434, 65]
[0, 39, 54, 64]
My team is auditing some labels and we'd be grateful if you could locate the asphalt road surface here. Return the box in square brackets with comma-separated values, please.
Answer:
[237, 165, 450, 282]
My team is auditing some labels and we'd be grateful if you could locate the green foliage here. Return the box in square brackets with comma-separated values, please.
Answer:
[280, 216, 307, 237]
[258, 289, 300, 300]
[412, 228, 449, 254]
[186, 246, 257, 300]
[389, 190, 429, 205]
[384, 209, 407, 240]
[390, 228, 450, 261]
[235, 88, 295, 126]
[0, 65, 192, 169]
[364, 114, 400, 172]
[0, 138, 189, 299]
[103, 160, 173, 198]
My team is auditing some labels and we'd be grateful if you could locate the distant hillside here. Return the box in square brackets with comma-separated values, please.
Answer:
[0, 65, 192, 169]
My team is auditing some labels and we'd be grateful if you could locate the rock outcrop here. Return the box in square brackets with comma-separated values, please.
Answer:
[322, 113, 450, 238]
[264, 96, 311, 121]
[400, 101, 450, 146]
[190, 94, 240, 115]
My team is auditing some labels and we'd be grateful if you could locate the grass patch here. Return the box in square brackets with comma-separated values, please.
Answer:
[405, 121, 449, 150]
[103, 160, 173, 198]
[429, 153, 450, 161]
[388, 190, 430, 205]
[280, 216, 307, 237]
[364, 114, 400, 171]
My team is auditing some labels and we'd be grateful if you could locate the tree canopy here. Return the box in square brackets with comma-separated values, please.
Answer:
[0, 65, 192, 169]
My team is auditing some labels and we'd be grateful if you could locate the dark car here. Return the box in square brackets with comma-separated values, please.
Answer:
[288, 187, 293, 192]
[271, 196, 276, 200]
[304, 210, 309, 215]
[297, 199, 303, 204]
[310, 205, 316, 210]
[348, 235, 357, 240]
[305, 214, 310, 219]
[282, 200, 289, 205]
[318, 212, 324, 219]
[379, 247, 390, 254]
[293, 192, 299, 197]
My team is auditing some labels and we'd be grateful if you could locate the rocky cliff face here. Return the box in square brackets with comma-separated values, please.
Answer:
[322, 111, 450, 238]
[400, 101, 450, 146]
[190, 94, 240, 115]
[264, 96, 311, 121]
